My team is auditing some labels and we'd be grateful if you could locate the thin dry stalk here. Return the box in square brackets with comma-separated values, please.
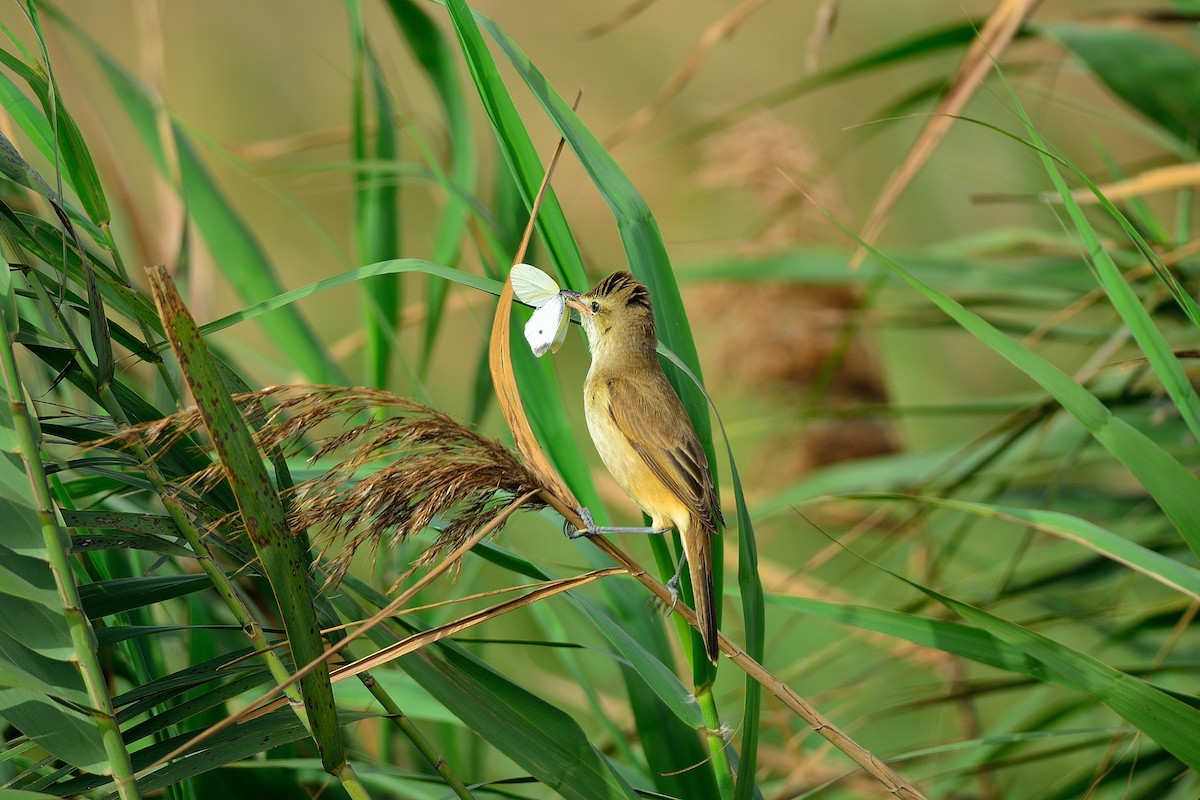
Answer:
[534, 490, 926, 800]
[243, 567, 626, 719]
[604, 0, 772, 148]
[849, 0, 1042, 270]
[142, 487, 541, 774]
[484, 122, 927, 800]
[582, 0, 658, 39]
[805, 0, 841, 74]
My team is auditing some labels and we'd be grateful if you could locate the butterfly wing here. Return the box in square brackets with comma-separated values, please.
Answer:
[524, 293, 567, 357]
[511, 263, 560, 307]
[548, 294, 571, 354]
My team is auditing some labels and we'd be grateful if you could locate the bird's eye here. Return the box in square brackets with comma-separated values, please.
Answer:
[590, 301, 600, 313]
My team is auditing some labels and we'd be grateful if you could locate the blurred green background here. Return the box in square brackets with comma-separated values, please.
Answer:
[0, 1, 1198, 798]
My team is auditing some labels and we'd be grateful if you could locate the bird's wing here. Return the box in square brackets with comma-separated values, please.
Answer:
[603, 375, 722, 533]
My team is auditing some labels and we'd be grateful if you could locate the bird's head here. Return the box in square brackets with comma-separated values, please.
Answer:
[563, 272, 657, 360]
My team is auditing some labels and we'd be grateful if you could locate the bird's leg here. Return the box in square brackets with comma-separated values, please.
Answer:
[664, 552, 688, 611]
[564, 506, 671, 540]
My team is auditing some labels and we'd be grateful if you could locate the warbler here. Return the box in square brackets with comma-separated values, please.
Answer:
[563, 272, 723, 663]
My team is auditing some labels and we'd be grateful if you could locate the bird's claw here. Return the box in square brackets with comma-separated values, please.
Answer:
[564, 506, 598, 540]
[664, 572, 681, 613]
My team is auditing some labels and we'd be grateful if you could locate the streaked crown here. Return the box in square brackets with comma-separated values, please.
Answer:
[587, 272, 652, 312]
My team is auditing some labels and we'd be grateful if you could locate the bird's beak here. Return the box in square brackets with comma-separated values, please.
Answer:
[562, 290, 590, 315]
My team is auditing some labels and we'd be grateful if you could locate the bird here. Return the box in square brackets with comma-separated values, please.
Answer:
[562, 271, 723, 663]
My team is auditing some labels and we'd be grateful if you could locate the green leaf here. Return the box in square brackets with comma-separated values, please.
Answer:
[148, 266, 345, 771]
[49, 709, 376, 797]
[861, 494, 1200, 600]
[769, 595, 1052, 682]
[380, 0, 476, 373]
[669, 19, 1009, 148]
[27, 10, 109, 226]
[197, 258, 496, 339]
[921, 584, 1200, 771]
[0, 628, 88, 704]
[439, 0, 586, 293]
[79, 574, 212, 618]
[0, 790, 62, 799]
[1012, 90, 1200, 444]
[820, 217, 1200, 558]
[406, 647, 639, 800]
[0, 593, 73, 659]
[577, 593, 704, 728]
[0, 453, 45, 554]
[0, 688, 109, 774]
[1039, 24, 1200, 147]
[349, 5, 402, 389]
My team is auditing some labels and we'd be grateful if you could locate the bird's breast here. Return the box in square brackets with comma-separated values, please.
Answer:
[583, 376, 690, 532]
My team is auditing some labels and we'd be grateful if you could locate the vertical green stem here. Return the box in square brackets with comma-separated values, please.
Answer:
[0, 315, 142, 800]
[696, 683, 734, 799]
[351, 666, 477, 800]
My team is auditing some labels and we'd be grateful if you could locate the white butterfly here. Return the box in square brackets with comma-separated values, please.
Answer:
[511, 263, 570, 357]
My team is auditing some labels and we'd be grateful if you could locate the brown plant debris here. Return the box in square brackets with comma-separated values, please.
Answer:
[693, 115, 898, 485]
[98, 385, 546, 584]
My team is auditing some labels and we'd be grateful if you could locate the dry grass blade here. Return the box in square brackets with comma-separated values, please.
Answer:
[531, 489, 928, 800]
[806, 0, 842, 74]
[144, 487, 540, 774]
[490, 281, 578, 506]
[849, 0, 1041, 269]
[481, 119, 926, 799]
[489, 113, 579, 506]
[1043, 162, 1200, 204]
[604, 0, 772, 149]
[582, 0, 659, 39]
[244, 568, 626, 719]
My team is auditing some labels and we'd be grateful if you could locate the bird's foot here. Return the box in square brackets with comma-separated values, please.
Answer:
[564, 507, 672, 539]
[664, 572, 682, 613]
[564, 507, 598, 540]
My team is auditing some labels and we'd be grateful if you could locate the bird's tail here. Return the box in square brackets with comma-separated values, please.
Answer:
[684, 521, 719, 664]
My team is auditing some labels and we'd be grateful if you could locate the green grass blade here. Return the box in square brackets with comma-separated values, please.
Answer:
[668, 18, 1010, 148]
[146, 267, 346, 773]
[1011, 103, 1200, 444]
[349, 2, 402, 389]
[0, 44, 107, 227]
[196, 259, 496, 339]
[858, 494, 1200, 600]
[770, 595, 1052, 682]
[473, 5, 723, 683]
[822, 219, 1200, 558]
[916, 582, 1200, 771]
[20, 2, 109, 226]
[0, 687, 109, 773]
[1038, 24, 1200, 149]
[79, 574, 213, 618]
[439, 0, 586, 292]
[380, 0, 477, 374]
